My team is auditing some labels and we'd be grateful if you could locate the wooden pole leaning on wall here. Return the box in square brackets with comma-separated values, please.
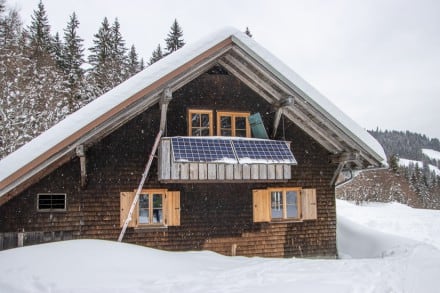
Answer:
[117, 129, 163, 242]
[118, 87, 172, 242]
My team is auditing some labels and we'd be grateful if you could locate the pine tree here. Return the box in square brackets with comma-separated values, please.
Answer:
[52, 32, 64, 69]
[28, 0, 54, 67]
[245, 27, 253, 38]
[110, 18, 128, 84]
[149, 43, 163, 65]
[165, 19, 184, 54]
[88, 17, 113, 96]
[127, 44, 140, 76]
[62, 12, 85, 109]
[389, 154, 399, 173]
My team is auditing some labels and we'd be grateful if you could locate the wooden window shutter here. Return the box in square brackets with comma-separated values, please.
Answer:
[120, 192, 138, 228]
[252, 189, 271, 222]
[165, 191, 181, 226]
[301, 189, 317, 220]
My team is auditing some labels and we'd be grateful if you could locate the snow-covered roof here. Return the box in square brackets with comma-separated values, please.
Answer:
[0, 27, 386, 201]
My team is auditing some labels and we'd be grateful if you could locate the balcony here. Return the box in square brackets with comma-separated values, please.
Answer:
[158, 137, 297, 182]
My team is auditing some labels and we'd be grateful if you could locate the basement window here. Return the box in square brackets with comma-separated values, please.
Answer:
[37, 193, 67, 212]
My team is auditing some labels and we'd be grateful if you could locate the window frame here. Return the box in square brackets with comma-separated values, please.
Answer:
[253, 187, 317, 223]
[120, 189, 181, 229]
[138, 189, 167, 226]
[37, 193, 67, 212]
[267, 187, 302, 221]
[216, 111, 251, 137]
[188, 109, 213, 136]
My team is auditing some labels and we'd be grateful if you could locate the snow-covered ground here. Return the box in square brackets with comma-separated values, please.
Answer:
[399, 157, 440, 176]
[1, 200, 440, 293]
[422, 148, 440, 161]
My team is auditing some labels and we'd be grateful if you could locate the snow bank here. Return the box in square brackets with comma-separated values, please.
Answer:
[399, 158, 440, 176]
[1, 200, 440, 292]
[422, 148, 440, 161]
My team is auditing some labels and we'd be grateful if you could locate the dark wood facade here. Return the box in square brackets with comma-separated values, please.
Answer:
[0, 70, 338, 257]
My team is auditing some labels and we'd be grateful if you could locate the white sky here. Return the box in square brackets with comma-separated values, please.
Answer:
[8, 0, 440, 140]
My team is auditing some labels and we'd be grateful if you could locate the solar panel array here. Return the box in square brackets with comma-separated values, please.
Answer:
[171, 137, 297, 164]
[171, 137, 235, 162]
[234, 139, 297, 163]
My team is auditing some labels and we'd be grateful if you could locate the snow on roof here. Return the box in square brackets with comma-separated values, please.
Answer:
[0, 26, 386, 192]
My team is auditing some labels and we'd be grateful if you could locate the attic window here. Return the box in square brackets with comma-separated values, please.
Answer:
[37, 193, 66, 212]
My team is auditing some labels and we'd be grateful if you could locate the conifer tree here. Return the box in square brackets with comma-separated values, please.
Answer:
[88, 17, 113, 96]
[62, 12, 85, 109]
[28, 0, 53, 66]
[127, 44, 141, 76]
[165, 19, 184, 54]
[52, 32, 64, 69]
[149, 43, 163, 65]
[110, 18, 128, 84]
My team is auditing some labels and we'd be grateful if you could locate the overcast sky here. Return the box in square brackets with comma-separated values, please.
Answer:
[8, 0, 440, 140]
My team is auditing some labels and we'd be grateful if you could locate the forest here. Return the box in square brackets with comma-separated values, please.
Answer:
[0, 0, 185, 159]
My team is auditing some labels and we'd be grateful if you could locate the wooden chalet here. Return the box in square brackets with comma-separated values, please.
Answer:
[0, 28, 386, 257]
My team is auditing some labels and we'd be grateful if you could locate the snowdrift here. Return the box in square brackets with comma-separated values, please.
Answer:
[1, 200, 440, 292]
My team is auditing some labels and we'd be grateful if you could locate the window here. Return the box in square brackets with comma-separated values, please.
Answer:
[120, 189, 180, 228]
[139, 191, 164, 225]
[253, 188, 317, 222]
[37, 193, 66, 212]
[269, 188, 300, 220]
[188, 109, 213, 136]
[217, 111, 250, 137]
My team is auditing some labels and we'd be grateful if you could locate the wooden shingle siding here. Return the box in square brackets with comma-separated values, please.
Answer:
[0, 72, 337, 258]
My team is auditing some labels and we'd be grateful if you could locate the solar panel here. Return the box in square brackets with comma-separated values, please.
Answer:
[233, 139, 297, 164]
[171, 137, 236, 162]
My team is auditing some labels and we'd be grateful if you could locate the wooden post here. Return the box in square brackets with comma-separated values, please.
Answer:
[76, 145, 87, 189]
[272, 96, 293, 138]
[17, 232, 24, 247]
[159, 87, 173, 132]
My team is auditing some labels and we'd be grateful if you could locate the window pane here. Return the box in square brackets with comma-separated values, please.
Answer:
[221, 129, 232, 136]
[201, 114, 210, 127]
[153, 194, 163, 224]
[286, 191, 298, 218]
[235, 130, 247, 137]
[271, 191, 283, 219]
[191, 114, 200, 127]
[220, 116, 231, 128]
[201, 128, 210, 136]
[192, 128, 202, 136]
[139, 194, 149, 224]
[235, 117, 246, 129]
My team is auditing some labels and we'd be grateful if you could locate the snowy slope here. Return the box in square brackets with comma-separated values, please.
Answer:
[399, 158, 440, 176]
[422, 148, 440, 161]
[1, 200, 440, 293]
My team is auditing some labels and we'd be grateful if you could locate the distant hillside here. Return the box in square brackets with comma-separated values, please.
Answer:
[368, 129, 440, 161]
[338, 129, 440, 209]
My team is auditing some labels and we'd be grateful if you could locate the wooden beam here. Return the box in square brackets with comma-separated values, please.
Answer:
[272, 96, 293, 138]
[76, 145, 87, 189]
[159, 87, 172, 132]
